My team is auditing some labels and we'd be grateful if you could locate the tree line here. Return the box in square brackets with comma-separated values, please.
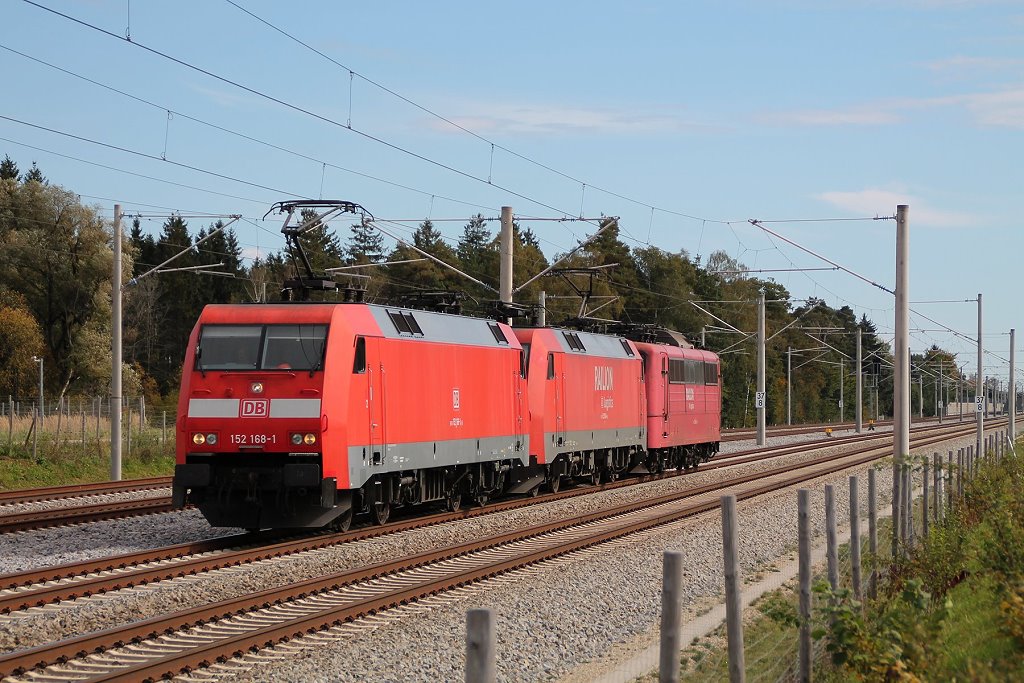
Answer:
[2, 153, 965, 427]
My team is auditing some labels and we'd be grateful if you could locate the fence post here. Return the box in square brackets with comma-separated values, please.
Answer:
[922, 457, 930, 537]
[140, 395, 146, 430]
[721, 495, 745, 683]
[6, 396, 12, 449]
[868, 469, 877, 599]
[903, 464, 912, 549]
[162, 411, 167, 445]
[465, 608, 496, 683]
[958, 449, 964, 498]
[798, 489, 812, 683]
[825, 484, 839, 592]
[932, 453, 940, 523]
[80, 410, 85, 456]
[849, 476, 862, 600]
[660, 550, 684, 683]
[126, 406, 132, 458]
[31, 406, 38, 460]
[947, 450, 953, 511]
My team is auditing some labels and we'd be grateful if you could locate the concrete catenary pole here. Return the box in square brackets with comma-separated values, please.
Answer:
[892, 205, 910, 557]
[537, 291, 546, 327]
[787, 346, 792, 426]
[918, 371, 924, 420]
[839, 361, 845, 423]
[111, 204, 123, 481]
[856, 328, 863, 433]
[1010, 328, 1016, 444]
[757, 291, 766, 446]
[499, 206, 513, 311]
[959, 369, 964, 422]
[977, 294, 984, 461]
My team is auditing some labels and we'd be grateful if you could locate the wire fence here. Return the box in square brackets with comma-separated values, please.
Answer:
[453, 428, 1012, 683]
[1, 394, 177, 459]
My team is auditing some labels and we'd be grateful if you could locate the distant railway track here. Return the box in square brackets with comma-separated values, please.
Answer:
[0, 476, 171, 506]
[0, 417, 997, 682]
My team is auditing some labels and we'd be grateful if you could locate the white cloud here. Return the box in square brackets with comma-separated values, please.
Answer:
[759, 108, 902, 126]
[759, 86, 1024, 130]
[924, 55, 1024, 73]
[816, 188, 977, 228]
[428, 104, 716, 136]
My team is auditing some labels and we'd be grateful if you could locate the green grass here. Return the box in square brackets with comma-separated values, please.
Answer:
[0, 432, 174, 489]
[936, 575, 1021, 680]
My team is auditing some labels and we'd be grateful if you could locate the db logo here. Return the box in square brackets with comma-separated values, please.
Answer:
[240, 399, 269, 418]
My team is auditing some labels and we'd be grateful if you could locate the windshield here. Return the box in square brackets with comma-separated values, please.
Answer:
[197, 324, 328, 371]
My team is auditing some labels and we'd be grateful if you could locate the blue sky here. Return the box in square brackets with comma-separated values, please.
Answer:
[2, 0, 1022, 383]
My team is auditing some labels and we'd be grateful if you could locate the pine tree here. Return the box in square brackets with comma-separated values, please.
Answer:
[0, 155, 20, 181]
[346, 221, 385, 264]
[23, 162, 45, 184]
[457, 214, 494, 277]
[151, 215, 199, 390]
[412, 219, 445, 251]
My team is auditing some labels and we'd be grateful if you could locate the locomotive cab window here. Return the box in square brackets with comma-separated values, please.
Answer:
[547, 352, 556, 380]
[195, 325, 262, 370]
[262, 325, 328, 370]
[196, 324, 328, 372]
[520, 343, 530, 378]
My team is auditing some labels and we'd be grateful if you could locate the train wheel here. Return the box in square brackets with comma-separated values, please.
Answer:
[590, 467, 601, 486]
[446, 491, 462, 512]
[370, 500, 391, 526]
[476, 492, 489, 507]
[331, 507, 353, 532]
[548, 475, 561, 494]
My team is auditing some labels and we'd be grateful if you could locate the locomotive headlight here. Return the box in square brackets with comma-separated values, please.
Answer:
[192, 433, 206, 445]
[291, 433, 303, 445]
[250, 382, 264, 394]
[303, 433, 317, 445]
[206, 433, 218, 445]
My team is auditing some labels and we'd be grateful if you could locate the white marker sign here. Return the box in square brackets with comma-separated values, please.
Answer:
[755, 391, 766, 409]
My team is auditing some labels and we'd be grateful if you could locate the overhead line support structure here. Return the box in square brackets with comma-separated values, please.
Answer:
[892, 205, 910, 557]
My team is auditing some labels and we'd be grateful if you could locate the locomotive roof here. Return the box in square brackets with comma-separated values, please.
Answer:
[515, 327, 640, 361]
[197, 302, 520, 350]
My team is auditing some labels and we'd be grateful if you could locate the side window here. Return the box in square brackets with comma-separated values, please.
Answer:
[520, 343, 531, 379]
[353, 337, 366, 374]
[684, 359, 701, 384]
[704, 361, 718, 384]
[669, 359, 685, 384]
[547, 353, 556, 380]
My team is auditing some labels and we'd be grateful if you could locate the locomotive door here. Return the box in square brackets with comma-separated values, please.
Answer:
[366, 339, 385, 465]
[550, 352, 566, 448]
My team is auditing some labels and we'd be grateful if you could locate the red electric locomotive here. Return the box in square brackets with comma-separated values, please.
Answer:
[515, 327, 647, 489]
[173, 302, 530, 529]
[632, 329, 721, 470]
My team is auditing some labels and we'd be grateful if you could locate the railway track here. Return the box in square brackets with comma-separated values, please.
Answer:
[0, 418, 968, 613]
[0, 419, 997, 682]
[0, 419, 918, 534]
[0, 418, 990, 616]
